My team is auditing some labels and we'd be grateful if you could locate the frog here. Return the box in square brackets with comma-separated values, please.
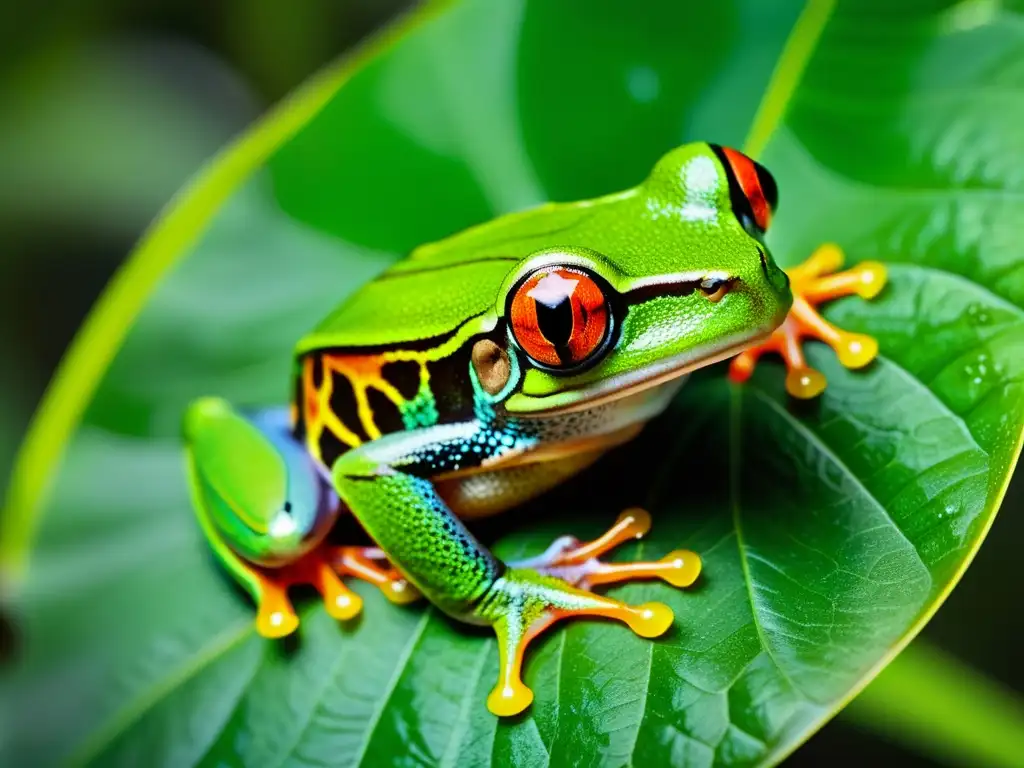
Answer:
[184, 142, 886, 717]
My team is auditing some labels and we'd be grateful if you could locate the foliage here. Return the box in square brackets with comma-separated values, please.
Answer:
[2, 1, 1022, 766]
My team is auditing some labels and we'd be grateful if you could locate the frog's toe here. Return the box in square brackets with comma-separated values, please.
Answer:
[332, 546, 422, 605]
[477, 511, 699, 716]
[257, 611, 299, 639]
[254, 580, 300, 638]
[785, 366, 828, 400]
[245, 545, 368, 638]
[657, 551, 705, 588]
[729, 243, 887, 398]
[508, 508, 701, 591]
[479, 569, 676, 717]
[315, 562, 363, 621]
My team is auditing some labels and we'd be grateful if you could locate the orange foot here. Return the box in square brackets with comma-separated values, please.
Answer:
[509, 508, 701, 590]
[329, 546, 421, 606]
[730, 243, 887, 398]
[251, 545, 419, 638]
[486, 509, 701, 717]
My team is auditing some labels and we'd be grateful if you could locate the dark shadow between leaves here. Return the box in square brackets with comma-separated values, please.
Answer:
[0, 602, 18, 665]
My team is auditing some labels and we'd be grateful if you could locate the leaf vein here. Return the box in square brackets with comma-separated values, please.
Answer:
[728, 386, 806, 700]
[352, 609, 432, 768]
[748, 385, 929, 575]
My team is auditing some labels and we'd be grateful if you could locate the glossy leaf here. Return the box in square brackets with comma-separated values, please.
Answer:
[3, 1, 1023, 766]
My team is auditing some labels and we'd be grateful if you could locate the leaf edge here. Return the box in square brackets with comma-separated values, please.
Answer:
[0, 0, 455, 586]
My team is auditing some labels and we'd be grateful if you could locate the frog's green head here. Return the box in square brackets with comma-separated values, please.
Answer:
[495, 142, 792, 414]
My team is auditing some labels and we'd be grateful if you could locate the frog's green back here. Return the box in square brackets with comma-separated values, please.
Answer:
[296, 197, 619, 353]
[296, 142, 761, 354]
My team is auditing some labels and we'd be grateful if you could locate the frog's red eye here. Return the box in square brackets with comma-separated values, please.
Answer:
[709, 144, 778, 233]
[509, 267, 610, 370]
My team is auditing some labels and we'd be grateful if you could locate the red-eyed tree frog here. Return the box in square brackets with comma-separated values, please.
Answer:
[184, 143, 885, 716]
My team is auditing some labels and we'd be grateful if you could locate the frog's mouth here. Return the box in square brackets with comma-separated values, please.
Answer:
[505, 328, 771, 416]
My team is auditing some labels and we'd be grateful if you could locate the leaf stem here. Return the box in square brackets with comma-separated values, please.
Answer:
[742, 0, 836, 160]
[0, 2, 448, 585]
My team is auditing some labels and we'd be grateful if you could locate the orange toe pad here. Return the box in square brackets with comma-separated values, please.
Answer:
[729, 243, 887, 398]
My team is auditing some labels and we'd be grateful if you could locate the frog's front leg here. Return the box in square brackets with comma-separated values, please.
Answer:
[332, 423, 699, 717]
[729, 243, 887, 397]
[184, 398, 416, 638]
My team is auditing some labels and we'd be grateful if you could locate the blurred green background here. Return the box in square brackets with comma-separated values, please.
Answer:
[0, 2, 1020, 765]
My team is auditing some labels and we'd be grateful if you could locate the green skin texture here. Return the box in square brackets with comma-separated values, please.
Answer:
[184, 143, 793, 694]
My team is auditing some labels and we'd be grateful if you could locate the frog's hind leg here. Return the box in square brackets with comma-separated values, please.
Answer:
[189, 495, 305, 639]
[185, 397, 410, 638]
[729, 243, 887, 398]
[509, 508, 701, 590]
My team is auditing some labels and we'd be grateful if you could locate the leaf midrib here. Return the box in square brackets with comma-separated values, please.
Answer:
[268, 619, 365, 768]
[352, 610, 432, 768]
[729, 385, 805, 704]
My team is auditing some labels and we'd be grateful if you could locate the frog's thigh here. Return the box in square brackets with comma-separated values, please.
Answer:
[438, 448, 608, 520]
[185, 398, 335, 565]
[185, 397, 361, 637]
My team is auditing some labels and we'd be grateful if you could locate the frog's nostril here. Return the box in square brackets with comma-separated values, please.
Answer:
[699, 276, 732, 302]
[758, 246, 790, 298]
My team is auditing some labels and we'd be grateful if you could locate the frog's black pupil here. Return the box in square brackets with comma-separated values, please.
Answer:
[534, 294, 574, 358]
[283, 501, 292, 513]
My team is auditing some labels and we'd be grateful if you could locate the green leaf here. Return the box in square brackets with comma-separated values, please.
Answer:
[3, 0, 1023, 766]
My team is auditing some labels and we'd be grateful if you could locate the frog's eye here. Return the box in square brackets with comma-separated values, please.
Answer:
[508, 266, 611, 370]
[709, 144, 778, 234]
